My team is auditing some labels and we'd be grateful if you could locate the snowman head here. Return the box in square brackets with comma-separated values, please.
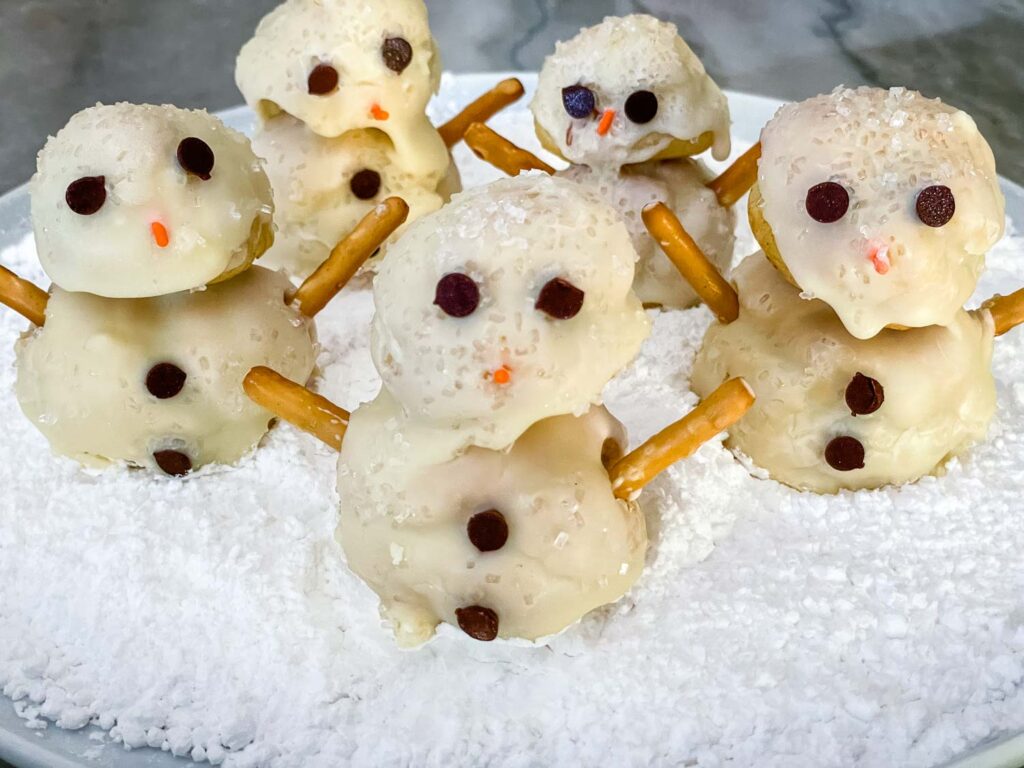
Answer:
[752, 86, 1005, 339]
[31, 103, 273, 299]
[370, 174, 650, 451]
[530, 14, 731, 170]
[236, 0, 440, 140]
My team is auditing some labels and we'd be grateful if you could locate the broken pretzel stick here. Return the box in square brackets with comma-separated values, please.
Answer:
[290, 196, 409, 318]
[438, 78, 526, 148]
[707, 142, 761, 208]
[243, 366, 350, 451]
[610, 377, 755, 500]
[642, 202, 739, 324]
[0, 265, 48, 327]
[983, 288, 1024, 337]
[464, 123, 556, 177]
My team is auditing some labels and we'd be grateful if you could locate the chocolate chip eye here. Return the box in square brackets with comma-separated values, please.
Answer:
[307, 63, 339, 95]
[456, 605, 499, 641]
[467, 509, 508, 552]
[824, 436, 865, 472]
[382, 37, 413, 73]
[153, 449, 192, 477]
[176, 137, 214, 181]
[146, 362, 187, 400]
[845, 372, 884, 416]
[624, 90, 658, 124]
[535, 277, 584, 319]
[65, 176, 106, 216]
[350, 169, 381, 200]
[562, 85, 595, 119]
[434, 273, 480, 317]
[805, 181, 850, 223]
[916, 184, 955, 227]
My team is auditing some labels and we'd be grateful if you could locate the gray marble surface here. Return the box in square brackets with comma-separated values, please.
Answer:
[0, 0, 1021, 193]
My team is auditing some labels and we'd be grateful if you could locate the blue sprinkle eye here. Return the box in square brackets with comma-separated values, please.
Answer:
[562, 85, 595, 119]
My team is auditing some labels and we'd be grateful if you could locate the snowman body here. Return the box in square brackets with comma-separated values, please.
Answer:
[16, 103, 317, 475]
[335, 175, 651, 644]
[691, 253, 995, 493]
[236, 0, 459, 278]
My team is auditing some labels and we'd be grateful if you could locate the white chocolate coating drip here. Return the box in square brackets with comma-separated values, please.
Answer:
[560, 159, 735, 308]
[31, 103, 273, 299]
[15, 267, 316, 473]
[370, 175, 650, 458]
[235, 0, 449, 179]
[531, 14, 731, 168]
[691, 253, 996, 493]
[757, 86, 1005, 339]
[252, 117, 460, 278]
[337, 392, 645, 647]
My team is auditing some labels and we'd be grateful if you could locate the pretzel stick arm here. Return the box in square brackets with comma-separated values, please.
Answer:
[0, 266, 48, 326]
[983, 288, 1024, 336]
[610, 378, 755, 500]
[438, 78, 526, 148]
[243, 366, 350, 451]
[291, 197, 409, 317]
[707, 142, 761, 208]
[642, 202, 739, 323]
[464, 123, 556, 177]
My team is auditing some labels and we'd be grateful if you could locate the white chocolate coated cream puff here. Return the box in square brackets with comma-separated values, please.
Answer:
[337, 392, 644, 646]
[530, 14, 731, 169]
[370, 175, 650, 460]
[560, 160, 735, 308]
[16, 267, 316, 476]
[753, 86, 1005, 339]
[235, 0, 449, 180]
[691, 252, 995, 493]
[252, 118, 459, 278]
[32, 103, 273, 299]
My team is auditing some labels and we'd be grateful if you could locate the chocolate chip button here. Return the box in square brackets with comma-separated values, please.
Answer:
[805, 181, 849, 223]
[307, 63, 339, 95]
[824, 436, 865, 472]
[467, 509, 508, 552]
[536, 277, 584, 319]
[146, 362, 187, 399]
[562, 85, 595, 119]
[456, 605, 499, 641]
[153, 450, 192, 477]
[176, 137, 215, 180]
[916, 185, 955, 227]
[845, 372, 884, 416]
[350, 169, 381, 200]
[624, 90, 658, 124]
[382, 37, 413, 73]
[65, 176, 106, 216]
[434, 273, 480, 318]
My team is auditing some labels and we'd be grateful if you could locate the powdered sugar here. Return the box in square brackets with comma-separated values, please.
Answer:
[1, 87, 1023, 767]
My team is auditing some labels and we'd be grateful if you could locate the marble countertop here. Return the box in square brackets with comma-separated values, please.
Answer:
[0, 0, 1020, 189]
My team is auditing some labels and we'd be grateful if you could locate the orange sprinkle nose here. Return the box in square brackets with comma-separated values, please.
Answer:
[492, 366, 511, 385]
[370, 103, 389, 121]
[867, 242, 891, 275]
[151, 221, 170, 248]
[597, 109, 616, 137]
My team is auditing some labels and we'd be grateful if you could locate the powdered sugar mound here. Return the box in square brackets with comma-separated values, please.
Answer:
[1, 91, 1024, 767]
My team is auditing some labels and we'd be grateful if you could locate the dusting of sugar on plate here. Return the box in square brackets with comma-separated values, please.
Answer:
[0, 83, 1023, 768]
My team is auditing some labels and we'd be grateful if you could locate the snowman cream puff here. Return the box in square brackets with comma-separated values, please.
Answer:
[750, 86, 1005, 339]
[32, 103, 273, 299]
[245, 175, 753, 644]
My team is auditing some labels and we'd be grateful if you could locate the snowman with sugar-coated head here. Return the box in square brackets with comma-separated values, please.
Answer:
[0, 101, 406, 477]
[245, 174, 753, 646]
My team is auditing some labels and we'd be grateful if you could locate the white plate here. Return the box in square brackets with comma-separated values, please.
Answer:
[0, 73, 1022, 768]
